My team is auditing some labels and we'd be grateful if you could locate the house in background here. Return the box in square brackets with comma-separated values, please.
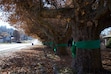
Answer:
[0, 26, 33, 43]
[0, 35, 3, 43]
[103, 35, 111, 46]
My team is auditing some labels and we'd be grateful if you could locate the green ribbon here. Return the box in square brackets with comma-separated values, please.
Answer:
[43, 40, 100, 58]
[43, 42, 67, 52]
[43, 42, 53, 47]
[71, 40, 100, 58]
[56, 43, 68, 47]
[53, 47, 57, 52]
[71, 41, 76, 58]
[53, 43, 68, 53]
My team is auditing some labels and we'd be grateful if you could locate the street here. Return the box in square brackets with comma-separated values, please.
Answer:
[0, 43, 31, 51]
[0, 39, 43, 57]
[0, 43, 34, 57]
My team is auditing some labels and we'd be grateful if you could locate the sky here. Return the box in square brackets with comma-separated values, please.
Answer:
[0, 20, 15, 29]
[101, 27, 111, 35]
[0, 11, 15, 29]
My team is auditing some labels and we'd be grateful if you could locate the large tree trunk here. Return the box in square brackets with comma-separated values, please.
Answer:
[72, 21, 103, 74]
[53, 22, 72, 55]
[53, 35, 71, 55]
[55, 38, 69, 55]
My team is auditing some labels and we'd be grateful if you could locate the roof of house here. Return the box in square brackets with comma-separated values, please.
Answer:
[103, 35, 111, 39]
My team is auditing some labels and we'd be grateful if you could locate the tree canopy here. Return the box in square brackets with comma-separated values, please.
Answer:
[0, 0, 72, 42]
[0, 0, 111, 42]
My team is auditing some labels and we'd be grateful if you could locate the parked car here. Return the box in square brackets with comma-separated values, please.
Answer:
[16, 41, 22, 43]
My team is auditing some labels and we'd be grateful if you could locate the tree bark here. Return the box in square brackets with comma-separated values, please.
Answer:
[55, 39, 69, 55]
[53, 35, 71, 55]
[72, 21, 102, 74]
[54, 23, 72, 55]
[41, 8, 74, 18]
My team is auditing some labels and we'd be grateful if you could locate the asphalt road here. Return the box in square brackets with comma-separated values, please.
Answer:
[0, 39, 43, 57]
[0, 43, 32, 51]
[0, 43, 34, 57]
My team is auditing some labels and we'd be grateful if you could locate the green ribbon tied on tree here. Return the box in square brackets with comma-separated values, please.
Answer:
[43, 42, 53, 47]
[71, 40, 100, 58]
[53, 43, 68, 52]
[43, 42, 67, 52]
[43, 40, 100, 58]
